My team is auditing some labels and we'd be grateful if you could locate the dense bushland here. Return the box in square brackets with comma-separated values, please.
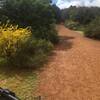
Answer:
[0, 24, 53, 67]
[0, 0, 59, 44]
[0, 0, 59, 68]
[61, 6, 100, 39]
[52, 4, 62, 23]
[61, 6, 100, 25]
[85, 17, 100, 39]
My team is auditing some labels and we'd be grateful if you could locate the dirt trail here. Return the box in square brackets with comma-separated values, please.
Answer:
[36, 25, 100, 100]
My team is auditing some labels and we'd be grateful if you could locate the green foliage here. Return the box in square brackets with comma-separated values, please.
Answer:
[1, 0, 55, 28]
[32, 24, 59, 44]
[62, 6, 100, 40]
[0, 24, 53, 68]
[52, 4, 61, 23]
[61, 6, 100, 25]
[74, 7, 94, 25]
[0, 1, 58, 99]
[65, 20, 79, 30]
[85, 17, 100, 39]
[0, 0, 59, 44]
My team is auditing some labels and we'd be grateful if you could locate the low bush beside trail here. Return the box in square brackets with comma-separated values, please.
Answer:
[0, 24, 53, 68]
[85, 17, 100, 39]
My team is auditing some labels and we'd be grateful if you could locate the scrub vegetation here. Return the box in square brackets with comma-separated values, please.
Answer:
[0, 0, 59, 99]
[61, 6, 100, 39]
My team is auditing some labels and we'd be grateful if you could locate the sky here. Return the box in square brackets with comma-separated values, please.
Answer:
[52, 0, 100, 9]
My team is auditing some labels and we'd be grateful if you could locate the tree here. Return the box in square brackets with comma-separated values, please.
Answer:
[61, 6, 100, 25]
[1, 0, 55, 28]
[52, 4, 61, 23]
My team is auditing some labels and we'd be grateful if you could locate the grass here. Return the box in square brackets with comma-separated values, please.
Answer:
[75, 31, 84, 35]
[0, 64, 38, 100]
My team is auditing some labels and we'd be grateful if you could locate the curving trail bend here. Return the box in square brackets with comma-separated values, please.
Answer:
[36, 25, 100, 100]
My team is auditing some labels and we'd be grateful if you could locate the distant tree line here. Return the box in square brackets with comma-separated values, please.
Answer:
[61, 6, 100, 39]
[61, 6, 100, 25]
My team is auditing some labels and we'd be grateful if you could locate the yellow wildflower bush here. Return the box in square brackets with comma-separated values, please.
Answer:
[0, 24, 53, 68]
[0, 24, 31, 59]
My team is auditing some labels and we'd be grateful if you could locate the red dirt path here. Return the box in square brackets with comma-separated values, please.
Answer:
[36, 25, 100, 100]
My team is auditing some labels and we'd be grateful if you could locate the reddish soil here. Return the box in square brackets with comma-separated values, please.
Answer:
[36, 25, 100, 100]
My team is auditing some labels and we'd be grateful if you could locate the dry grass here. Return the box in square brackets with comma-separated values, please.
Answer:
[0, 66, 38, 100]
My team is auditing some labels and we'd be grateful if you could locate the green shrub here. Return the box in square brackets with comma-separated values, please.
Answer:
[0, 0, 59, 44]
[0, 24, 53, 68]
[29, 39, 53, 67]
[85, 17, 100, 39]
[1, 0, 55, 29]
[32, 24, 59, 44]
[61, 7, 100, 25]
[65, 20, 79, 30]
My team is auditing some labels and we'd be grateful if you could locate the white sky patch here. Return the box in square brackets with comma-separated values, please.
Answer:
[55, 0, 100, 9]
[91, 0, 100, 7]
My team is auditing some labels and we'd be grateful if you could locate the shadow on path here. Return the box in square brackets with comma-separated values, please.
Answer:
[55, 36, 75, 51]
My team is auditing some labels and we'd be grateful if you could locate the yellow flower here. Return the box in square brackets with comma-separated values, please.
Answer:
[0, 24, 32, 57]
